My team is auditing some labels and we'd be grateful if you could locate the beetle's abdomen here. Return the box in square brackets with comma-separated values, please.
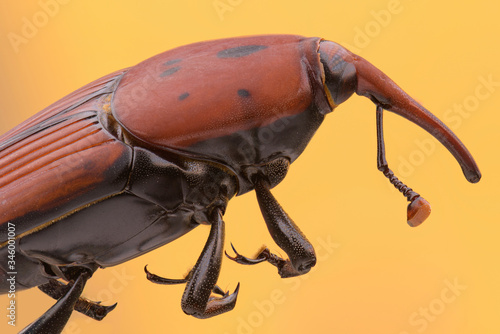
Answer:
[0, 110, 132, 241]
[0, 71, 133, 241]
[112, 35, 327, 149]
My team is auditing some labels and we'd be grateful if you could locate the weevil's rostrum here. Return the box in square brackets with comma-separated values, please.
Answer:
[0, 35, 480, 333]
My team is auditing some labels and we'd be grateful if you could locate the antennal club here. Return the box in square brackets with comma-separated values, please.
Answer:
[376, 105, 431, 227]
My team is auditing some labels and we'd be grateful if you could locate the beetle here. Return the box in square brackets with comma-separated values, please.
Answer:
[0, 35, 480, 333]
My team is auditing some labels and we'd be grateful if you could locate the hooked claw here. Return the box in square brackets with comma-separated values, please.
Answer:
[144, 265, 188, 285]
[38, 275, 117, 321]
[225, 243, 269, 265]
[187, 283, 240, 319]
[225, 243, 309, 278]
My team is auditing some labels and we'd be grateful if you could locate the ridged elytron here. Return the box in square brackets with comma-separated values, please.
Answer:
[0, 35, 480, 333]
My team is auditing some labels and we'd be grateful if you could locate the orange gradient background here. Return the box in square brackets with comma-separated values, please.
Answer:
[0, 1, 498, 333]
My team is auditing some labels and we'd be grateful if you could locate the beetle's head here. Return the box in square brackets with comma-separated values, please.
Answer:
[319, 41, 358, 107]
[319, 40, 481, 184]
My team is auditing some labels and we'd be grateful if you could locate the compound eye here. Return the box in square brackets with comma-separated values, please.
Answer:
[263, 157, 290, 188]
[319, 41, 357, 106]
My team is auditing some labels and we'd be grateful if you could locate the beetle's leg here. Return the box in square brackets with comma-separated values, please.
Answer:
[38, 279, 117, 320]
[144, 265, 189, 285]
[256, 178, 316, 277]
[225, 243, 270, 265]
[376, 105, 431, 227]
[180, 208, 239, 319]
[20, 268, 92, 334]
[226, 179, 316, 278]
[144, 266, 227, 296]
[145, 209, 239, 319]
[226, 244, 304, 278]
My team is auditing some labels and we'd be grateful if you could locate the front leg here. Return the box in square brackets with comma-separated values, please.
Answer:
[226, 244, 307, 278]
[227, 179, 316, 278]
[146, 208, 239, 319]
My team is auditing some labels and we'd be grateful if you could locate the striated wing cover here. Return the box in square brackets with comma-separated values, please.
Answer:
[0, 69, 133, 242]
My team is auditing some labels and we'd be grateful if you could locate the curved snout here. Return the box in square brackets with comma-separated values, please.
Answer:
[352, 55, 481, 183]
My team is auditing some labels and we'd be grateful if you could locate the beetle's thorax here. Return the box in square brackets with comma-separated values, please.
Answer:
[126, 147, 238, 223]
[111, 35, 333, 194]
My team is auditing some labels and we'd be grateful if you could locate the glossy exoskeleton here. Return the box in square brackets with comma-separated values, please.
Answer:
[0, 35, 480, 333]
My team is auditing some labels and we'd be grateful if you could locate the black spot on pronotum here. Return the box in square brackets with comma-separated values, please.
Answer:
[160, 66, 180, 77]
[178, 92, 190, 100]
[238, 89, 250, 97]
[164, 59, 182, 66]
[217, 45, 268, 58]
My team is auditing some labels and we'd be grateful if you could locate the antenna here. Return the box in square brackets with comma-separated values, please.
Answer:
[376, 105, 431, 227]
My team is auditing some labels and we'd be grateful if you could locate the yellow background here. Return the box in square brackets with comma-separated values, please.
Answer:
[0, 1, 498, 333]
